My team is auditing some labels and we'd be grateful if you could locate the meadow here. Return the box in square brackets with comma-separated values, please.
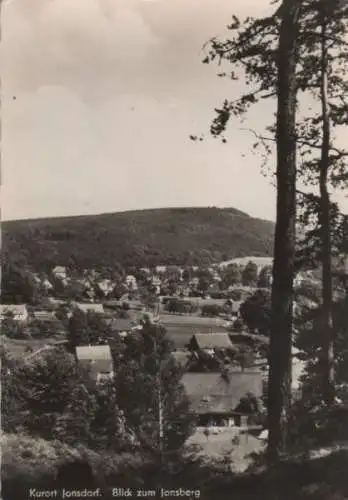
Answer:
[159, 313, 229, 349]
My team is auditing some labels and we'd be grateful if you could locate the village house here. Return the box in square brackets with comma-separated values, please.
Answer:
[228, 331, 269, 348]
[211, 270, 222, 283]
[52, 266, 67, 280]
[151, 276, 162, 286]
[75, 344, 114, 383]
[74, 302, 105, 315]
[106, 317, 140, 338]
[31, 310, 66, 335]
[227, 300, 242, 318]
[172, 284, 191, 298]
[0, 304, 29, 322]
[125, 275, 138, 291]
[151, 276, 162, 295]
[207, 283, 221, 296]
[189, 277, 200, 288]
[96, 279, 115, 298]
[181, 370, 263, 427]
[190, 332, 235, 355]
[155, 266, 167, 274]
[44, 297, 66, 308]
[32, 310, 57, 321]
[140, 267, 151, 274]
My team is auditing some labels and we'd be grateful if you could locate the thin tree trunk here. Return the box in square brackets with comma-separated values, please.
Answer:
[319, 11, 335, 406]
[267, 0, 301, 464]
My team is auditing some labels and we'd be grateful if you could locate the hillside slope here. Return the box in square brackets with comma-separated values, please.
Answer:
[3, 207, 274, 270]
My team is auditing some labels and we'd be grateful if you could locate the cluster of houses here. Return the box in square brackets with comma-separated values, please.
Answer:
[31, 262, 265, 303]
[2, 257, 315, 436]
[73, 331, 304, 433]
[21, 259, 318, 312]
[1, 297, 266, 430]
[72, 334, 266, 430]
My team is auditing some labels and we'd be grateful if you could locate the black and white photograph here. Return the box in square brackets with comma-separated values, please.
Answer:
[1, 0, 348, 499]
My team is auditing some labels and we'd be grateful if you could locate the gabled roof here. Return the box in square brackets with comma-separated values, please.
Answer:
[229, 332, 269, 344]
[194, 333, 233, 350]
[33, 311, 57, 321]
[0, 304, 27, 315]
[74, 302, 104, 314]
[75, 345, 113, 377]
[76, 344, 112, 361]
[107, 317, 135, 332]
[53, 266, 66, 273]
[182, 371, 263, 414]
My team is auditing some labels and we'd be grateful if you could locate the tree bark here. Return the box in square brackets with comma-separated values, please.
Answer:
[267, 0, 301, 464]
[319, 9, 335, 406]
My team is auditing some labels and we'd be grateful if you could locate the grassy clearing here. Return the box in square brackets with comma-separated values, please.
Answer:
[160, 314, 228, 348]
[1, 335, 66, 359]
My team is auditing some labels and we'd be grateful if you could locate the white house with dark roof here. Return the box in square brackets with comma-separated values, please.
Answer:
[97, 279, 114, 297]
[0, 304, 28, 322]
[52, 266, 67, 280]
[75, 344, 113, 383]
[125, 275, 138, 291]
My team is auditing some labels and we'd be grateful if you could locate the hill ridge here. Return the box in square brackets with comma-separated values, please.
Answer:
[4, 206, 255, 224]
[3, 206, 274, 270]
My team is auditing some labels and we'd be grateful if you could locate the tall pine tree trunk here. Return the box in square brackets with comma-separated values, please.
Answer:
[318, 11, 335, 406]
[267, 0, 301, 463]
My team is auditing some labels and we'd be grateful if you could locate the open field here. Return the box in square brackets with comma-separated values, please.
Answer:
[1, 336, 66, 360]
[159, 313, 229, 348]
[1, 313, 226, 355]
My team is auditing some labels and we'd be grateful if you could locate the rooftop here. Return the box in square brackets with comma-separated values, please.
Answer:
[74, 302, 104, 314]
[194, 332, 234, 350]
[0, 304, 27, 314]
[76, 344, 112, 360]
[75, 344, 113, 378]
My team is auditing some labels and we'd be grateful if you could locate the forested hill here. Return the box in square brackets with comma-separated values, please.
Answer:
[3, 207, 274, 270]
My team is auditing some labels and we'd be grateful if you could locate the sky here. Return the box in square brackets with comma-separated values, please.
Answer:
[1, 0, 347, 222]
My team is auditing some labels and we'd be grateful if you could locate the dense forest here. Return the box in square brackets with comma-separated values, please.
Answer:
[3, 207, 274, 270]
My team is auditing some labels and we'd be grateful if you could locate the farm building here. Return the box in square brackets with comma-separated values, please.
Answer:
[106, 317, 141, 337]
[228, 331, 269, 347]
[182, 370, 263, 427]
[74, 302, 105, 315]
[190, 332, 234, 352]
[32, 310, 57, 321]
[75, 344, 114, 383]
[0, 304, 29, 322]
[52, 266, 67, 280]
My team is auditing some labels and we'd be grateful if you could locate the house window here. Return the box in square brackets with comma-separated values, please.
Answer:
[241, 415, 248, 427]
